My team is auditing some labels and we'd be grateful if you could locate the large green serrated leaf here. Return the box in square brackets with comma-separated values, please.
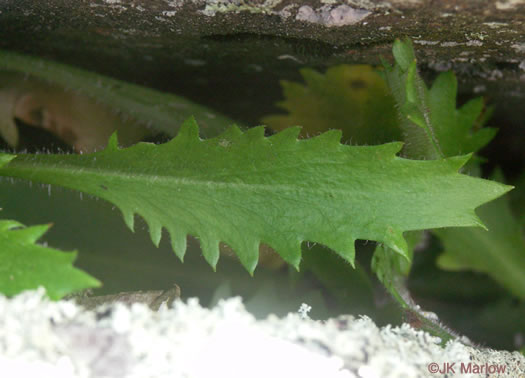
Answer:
[0, 219, 101, 300]
[0, 118, 510, 274]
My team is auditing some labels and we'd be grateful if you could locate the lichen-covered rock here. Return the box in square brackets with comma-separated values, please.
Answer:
[1, 289, 523, 377]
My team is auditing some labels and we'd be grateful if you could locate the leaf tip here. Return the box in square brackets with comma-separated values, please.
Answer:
[472, 213, 488, 231]
[393, 37, 416, 71]
[149, 226, 162, 247]
[178, 116, 200, 141]
[170, 232, 188, 262]
[107, 132, 119, 150]
[384, 228, 410, 260]
[122, 209, 135, 232]
[200, 237, 220, 271]
[322, 237, 356, 266]
[446, 153, 473, 171]
[245, 125, 266, 140]
[219, 124, 243, 140]
[271, 126, 301, 142]
[0, 153, 17, 167]
[320, 128, 343, 145]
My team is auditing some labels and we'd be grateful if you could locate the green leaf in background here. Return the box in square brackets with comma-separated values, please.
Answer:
[0, 118, 510, 274]
[382, 38, 496, 160]
[0, 49, 236, 139]
[427, 72, 497, 157]
[0, 219, 100, 300]
[262, 65, 401, 145]
[435, 171, 525, 299]
[383, 39, 524, 300]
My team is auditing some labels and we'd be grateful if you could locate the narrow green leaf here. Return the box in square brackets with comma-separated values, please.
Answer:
[385, 38, 496, 159]
[383, 39, 442, 159]
[0, 118, 511, 274]
[0, 49, 236, 138]
[0, 220, 101, 299]
[405, 61, 419, 105]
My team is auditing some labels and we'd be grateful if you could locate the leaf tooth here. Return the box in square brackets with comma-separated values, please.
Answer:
[321, 237, 357, 268]
[269, 126, 301, 143]
[466, 211, 488, 230]
[457, 96, 483, 133]
[244, 126, 265, 140]
[176, 116, 200, 142]
[168, 229, 188, 262]
[382, 227, 409, 260]
[13, 224, 51, 245]
[444, 154, 472, 171]
[0, 219, 25, 232]
[147, 221, 163, 247]
[121, 208, 135, 231]
[300, 67, 324, 87]
[372, 142, 403, 158]
[266, 238, 302, 270]
[217, 124, 243, 141]
[467, 127, 498, 152]
[107, 132, 119, 151]
[199, 235, 220, 271]
[311, 129, 343, 147]
[227, 239, 260, 276]
[0, 154, 16, 167]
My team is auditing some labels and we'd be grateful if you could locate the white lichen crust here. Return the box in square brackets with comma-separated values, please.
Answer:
[0, 289, 523, 378]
